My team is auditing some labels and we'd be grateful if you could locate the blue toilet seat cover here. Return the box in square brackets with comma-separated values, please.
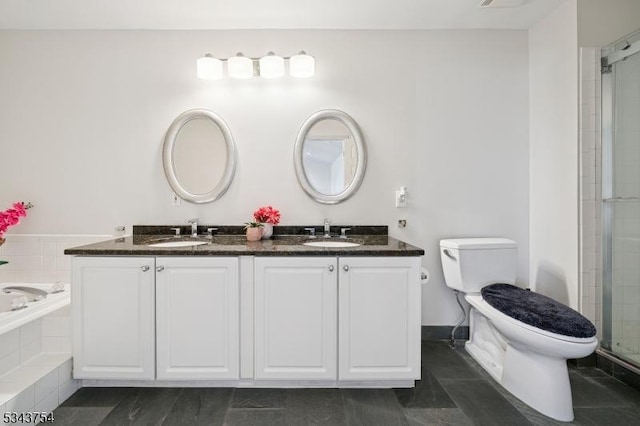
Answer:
[481, 283, 596, 338]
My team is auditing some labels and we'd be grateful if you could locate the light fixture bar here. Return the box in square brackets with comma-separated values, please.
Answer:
[197, 51, 315, 80]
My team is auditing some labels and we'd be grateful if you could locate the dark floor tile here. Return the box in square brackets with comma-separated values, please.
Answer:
[223, 408, 285, 426]
[161, 388, 232, 426]
[421, 341, 484, 381]
[51, 407, 113, 426]
[230, 388, 285, 409]
[568, 366, 609, 379]
[342, 389, 408, 426]
[573, 406, 640, 425]
[99, 387, 182, 425]
[440, 379, 532, 426]
[61, 387, 137, 408]
[480, 381, 566, 426]
[570, 374, 640, 408]
[453, 343, 496, 380]
[284, 388, 347, 425]
[394, 370, 457, 408]
[404, 408, 473, 426]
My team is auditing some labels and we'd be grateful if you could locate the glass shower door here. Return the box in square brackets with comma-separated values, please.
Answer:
[602, 44, 640, 365]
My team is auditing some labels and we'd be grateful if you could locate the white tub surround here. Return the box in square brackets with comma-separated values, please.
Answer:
[0, 235, 113, 285]
[0, 289, 80, 421]
[0, 284, 70, 336]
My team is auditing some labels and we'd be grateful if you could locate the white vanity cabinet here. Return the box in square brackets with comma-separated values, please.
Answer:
[72, 256, 156, 380]
[338, 257, 421, 380]
[72, 256, 239, 381]
[156, 257, 239, 380]
[71, 253, 420, 386]
[254, 256, 421, 383]
[254, 257, 337, 380]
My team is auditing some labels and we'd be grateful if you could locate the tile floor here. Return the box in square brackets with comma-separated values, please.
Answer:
[52, 341, 640, 425]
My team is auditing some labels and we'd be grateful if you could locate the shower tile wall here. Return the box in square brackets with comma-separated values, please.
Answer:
[611, 49, 640, 361]
[580, 47, 602, 335]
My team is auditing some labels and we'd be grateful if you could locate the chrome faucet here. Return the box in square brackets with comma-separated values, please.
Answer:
[187, 218, 198, 237]
[3, 286, 48, 301]
[323, 218, 331, 238]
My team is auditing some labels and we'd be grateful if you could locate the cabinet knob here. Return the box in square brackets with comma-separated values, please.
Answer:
[343, 265, 349, 272]
[328, 265, 334, 272]
[141, 265, 150, 272]
[156, 266, 165, 272]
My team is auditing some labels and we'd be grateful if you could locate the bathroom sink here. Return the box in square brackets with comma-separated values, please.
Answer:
[303, 240, 361, 248]
[148, 241, 209, 248]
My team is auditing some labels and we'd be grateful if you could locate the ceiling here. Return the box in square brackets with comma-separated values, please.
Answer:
[0, 0, 563, 30]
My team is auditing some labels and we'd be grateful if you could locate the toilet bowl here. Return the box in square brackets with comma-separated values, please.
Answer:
[440, 238, 597, 422]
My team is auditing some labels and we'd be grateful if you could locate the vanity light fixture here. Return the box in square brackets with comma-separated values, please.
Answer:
[197, 51, 315, 80]
[289, 51, 315, 78]
[196, 54, 223, 80]
[227, 53, 253, 79]
[259, 52, 285, 79]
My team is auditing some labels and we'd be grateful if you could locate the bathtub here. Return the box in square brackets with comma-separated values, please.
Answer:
[0, 282, 70, 335]
[0, 282, 78, 416]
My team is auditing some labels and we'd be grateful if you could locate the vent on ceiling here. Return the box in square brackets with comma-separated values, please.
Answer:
[480, 0, 526, 8]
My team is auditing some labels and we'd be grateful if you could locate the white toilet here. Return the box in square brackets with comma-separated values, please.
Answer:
[440, 238, 598, 422]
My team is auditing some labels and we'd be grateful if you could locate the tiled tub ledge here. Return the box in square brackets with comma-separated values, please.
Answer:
[0, 354, 80, 421]
[0, 286, 80, 422]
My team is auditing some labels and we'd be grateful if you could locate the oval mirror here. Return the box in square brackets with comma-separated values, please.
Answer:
[163, 109, 237, 203]
[294, 109, 367, 204]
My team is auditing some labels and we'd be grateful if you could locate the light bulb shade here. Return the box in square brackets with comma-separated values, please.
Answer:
[197, 55, 223, 80]
[259, 53, 284, 79]
[228, 54, 253, 79]
[290, 52, 315, 78]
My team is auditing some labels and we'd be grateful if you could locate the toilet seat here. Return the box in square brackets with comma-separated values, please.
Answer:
[465, 295, 597, 344]
[481, 283, 596, 339]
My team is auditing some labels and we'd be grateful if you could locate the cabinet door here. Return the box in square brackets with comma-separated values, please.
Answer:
[338, 257, 421, 380]
[72, 256, 155, 380]
[255, 257, 337, 380]
[156, 257, 239, 380]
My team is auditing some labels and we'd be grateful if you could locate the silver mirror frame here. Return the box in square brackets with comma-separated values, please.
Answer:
[294, 109, 367, 204]
[162, 109, 237, 204]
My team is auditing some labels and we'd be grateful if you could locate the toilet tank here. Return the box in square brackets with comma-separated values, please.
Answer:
[440, 238, 517, 293]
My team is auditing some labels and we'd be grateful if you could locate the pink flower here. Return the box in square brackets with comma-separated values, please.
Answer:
[11, 202, 27, 217]
[0, 201, 32, 239]
[253, 206, 281, 225]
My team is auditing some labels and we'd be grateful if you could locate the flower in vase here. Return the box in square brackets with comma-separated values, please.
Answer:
[253, 206, 281, 225]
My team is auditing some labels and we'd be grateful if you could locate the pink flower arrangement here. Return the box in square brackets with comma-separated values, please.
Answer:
[253, 206, 281, 225]
[0, 202, 33, 239]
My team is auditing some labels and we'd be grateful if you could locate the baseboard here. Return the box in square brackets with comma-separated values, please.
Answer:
[568, 352, 597, 367]
[595, 349, 640, 392]
[422, 325, 469, 341]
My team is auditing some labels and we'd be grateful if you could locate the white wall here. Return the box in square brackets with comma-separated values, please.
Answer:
[0, 29, 529, 325]
[578, 0, 640, 47]
[529, 0, 580, 308]
[405, 31, 529, 325]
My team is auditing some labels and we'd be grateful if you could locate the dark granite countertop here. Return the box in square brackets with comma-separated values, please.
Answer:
[64, 225, 424, 257]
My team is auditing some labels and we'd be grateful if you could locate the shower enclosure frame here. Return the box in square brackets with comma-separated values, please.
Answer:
[600, 31, 640, 366]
